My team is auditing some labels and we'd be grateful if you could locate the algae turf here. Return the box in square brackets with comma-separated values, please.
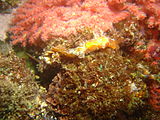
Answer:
[46, 48, 149, 120]
[0, 46, 56, 120]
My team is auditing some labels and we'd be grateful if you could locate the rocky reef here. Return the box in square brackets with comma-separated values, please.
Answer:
[0, 0, 160, 120]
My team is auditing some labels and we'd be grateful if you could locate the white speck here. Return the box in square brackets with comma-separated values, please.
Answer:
[130, 83, 138, 92]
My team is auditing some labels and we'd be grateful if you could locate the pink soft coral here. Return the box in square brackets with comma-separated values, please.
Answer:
[10, 0, 160, 47]
[10, 0, 130, 46]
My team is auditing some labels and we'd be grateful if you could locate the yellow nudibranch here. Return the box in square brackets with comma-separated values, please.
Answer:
[44, 35, 119, 62]
[68, 36, 119, 58]
[84, 36, 119, 50]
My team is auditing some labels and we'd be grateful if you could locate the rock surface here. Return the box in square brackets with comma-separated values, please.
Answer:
[0, 13, 13, 41]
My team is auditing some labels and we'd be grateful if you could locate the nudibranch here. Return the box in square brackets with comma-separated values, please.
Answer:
[51, 35, 118, 57]
[42, 32, 119, 64]
[68, 35, 119, 58]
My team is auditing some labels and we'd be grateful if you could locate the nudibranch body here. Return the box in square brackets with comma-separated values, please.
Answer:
[68, 35, 119, 58]
[42, 33, 119, 64]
